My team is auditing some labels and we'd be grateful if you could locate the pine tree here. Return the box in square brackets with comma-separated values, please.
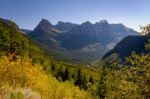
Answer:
[89, 75, 94, 84]
[64, 67, 70, 80]
[75, 69, 83, 88]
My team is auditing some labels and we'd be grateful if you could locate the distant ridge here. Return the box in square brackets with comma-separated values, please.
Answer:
[103, 35, 149, 61]
[55, 21, 78, 32]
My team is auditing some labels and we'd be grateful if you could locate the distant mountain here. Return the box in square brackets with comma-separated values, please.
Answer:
[55, 21, 78, 32]
[28, 19, 138, 63]
[103, 36, 149, 62]
[94, 20, 117, 44]
[58, 20, 137, 50]
[21, 29, 32, 34]
[28, 19, 62, 49]
[59, 21, 101, 49]
[29, 19, 60, 37]
[110, 23, 137, 41]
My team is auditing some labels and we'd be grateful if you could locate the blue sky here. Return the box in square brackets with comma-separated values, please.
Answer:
[0, 0, 150, 31]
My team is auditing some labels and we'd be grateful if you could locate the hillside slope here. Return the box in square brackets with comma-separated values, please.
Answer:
[103, 35, 149, 62]
[0, 19, 47, 64]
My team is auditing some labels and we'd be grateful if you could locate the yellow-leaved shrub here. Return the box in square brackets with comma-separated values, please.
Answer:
[0, 57, 93, 99]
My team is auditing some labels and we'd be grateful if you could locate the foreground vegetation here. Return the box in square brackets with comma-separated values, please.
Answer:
[96, 25, 150, 99]
[0, 56, 94, 99]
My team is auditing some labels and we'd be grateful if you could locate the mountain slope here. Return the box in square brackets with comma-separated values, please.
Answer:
[0, 18, 19, 28]
[21, 28, 32, 34]
[59, 21, 100, 49]
[103, 35, 149, 61]
[110, 23, 137, 41]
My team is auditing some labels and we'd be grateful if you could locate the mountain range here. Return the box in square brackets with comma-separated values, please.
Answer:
[26, 19, 137, 63]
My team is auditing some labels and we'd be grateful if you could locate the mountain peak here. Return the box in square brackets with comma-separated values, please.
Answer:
[81, 21, 92, 26]
[83, 21, 92, 24]
[41, 19, 49, 22]
[38, 19, 53, 26]
[94, 20, 109, 28]
[96, 20, 108, 25]
[35, 19, 54, 30]
[32, 19, 59, 36]
[100, 20, 108, 23]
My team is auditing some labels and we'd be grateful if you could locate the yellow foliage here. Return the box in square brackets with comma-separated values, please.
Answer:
[0, 57, 93, 99]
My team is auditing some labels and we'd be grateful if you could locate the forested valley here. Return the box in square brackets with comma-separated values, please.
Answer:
[0, 19, 150, 99]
